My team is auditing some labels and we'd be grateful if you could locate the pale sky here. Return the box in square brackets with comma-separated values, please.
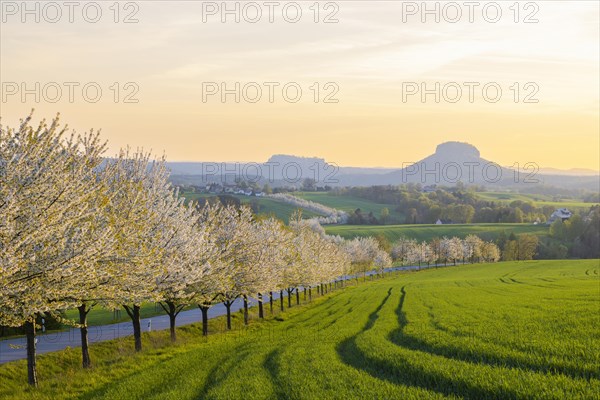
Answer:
[1, 1, 598, 170]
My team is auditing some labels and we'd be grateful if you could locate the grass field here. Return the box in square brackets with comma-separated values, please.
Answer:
[180, 192, 324, 222]
[1, 260, 598, 399]
[476, 192, 596, 210]
[325, 223, 550, 242]
[294, 192, 405, 223]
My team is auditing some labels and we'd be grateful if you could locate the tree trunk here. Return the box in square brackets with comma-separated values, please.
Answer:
[124, 305, 143, 352]
[287, 289, 292, 308]
[296, 288, 300, 305]
[78, 304, 92, 368]
[280, 290, 284, 311]
[309, 287, 312, 301]
[243, 295, 249, 325]
[224, 301, 232, 330]
[132, 305, 142, 351]
[269, 291, 273, 314]
[303, 288, 306, 301]
[199, 305, 210, 336]
[258, 293, 264, 319]
[25, 320, 37, 387]
[166, 301, 177, 342]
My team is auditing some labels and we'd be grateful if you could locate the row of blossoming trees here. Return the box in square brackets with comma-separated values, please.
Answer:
[0, 115, 370, 387]
[0, 115, 500, 387]
[391, 235, 501, 266]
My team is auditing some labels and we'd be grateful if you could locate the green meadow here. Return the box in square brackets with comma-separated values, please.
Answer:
[295, 192, 405, 222]
[180, 192, 324, 222]
[476, 192, 595, 210]
[1, 260, 598, 399]
[325, 223, 549, 242]
[181, 191, 597, 226]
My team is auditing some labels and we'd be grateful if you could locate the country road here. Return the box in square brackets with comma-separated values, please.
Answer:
[0, 295, 263, 364]
[0, 264, 439, 364]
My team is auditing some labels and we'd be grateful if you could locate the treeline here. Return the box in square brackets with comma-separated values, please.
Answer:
[0, 115, 362, 387]
[493, 208, 600, 260]
[333, 185, 597, 225]
[497, 233, 540, 261]
[386, 218, 599, 263]
[387, 235, 501, 266]
[541, 208, 600, 259]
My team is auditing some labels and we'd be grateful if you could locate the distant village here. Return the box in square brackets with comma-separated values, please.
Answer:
[195, 183, 266, 197]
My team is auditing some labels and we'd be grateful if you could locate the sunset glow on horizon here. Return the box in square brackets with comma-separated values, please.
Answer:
[1, 1, 598, 170]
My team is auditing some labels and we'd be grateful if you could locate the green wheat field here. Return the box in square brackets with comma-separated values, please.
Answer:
[1, 260, 598, 399]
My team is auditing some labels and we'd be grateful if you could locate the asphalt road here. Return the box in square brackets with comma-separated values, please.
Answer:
[0, 294, 273, 364]
[0, 264, 442, 364]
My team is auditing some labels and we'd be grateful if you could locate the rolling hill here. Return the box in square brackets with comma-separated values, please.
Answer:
[325, 223, 549, 242]
[180, 192, 325, 222]
[2, 260, 598, 399]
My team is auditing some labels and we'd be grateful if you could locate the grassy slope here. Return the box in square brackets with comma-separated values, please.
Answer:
[477, 192, 596, 210]
[325, 223, 549, 242]
[181, 192, 324, 222]
[294, 192, 405, 223]
[297, 191, 596, 216]
[180, 191, 596, 226]
[1, 260, 598, 399]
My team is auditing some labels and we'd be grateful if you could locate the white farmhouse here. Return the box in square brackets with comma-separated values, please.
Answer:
[547, 208, 572, 225]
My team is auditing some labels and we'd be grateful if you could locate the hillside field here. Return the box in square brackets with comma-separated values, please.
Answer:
[476, 192, 596, 210]
[1, 260, 598, 399]
[180, 192, 324, 222]
[325, 223, 549, 242]
[296, 191, 596, 219]
[294, 192, 405, 223]
[180, 191, 597, 226]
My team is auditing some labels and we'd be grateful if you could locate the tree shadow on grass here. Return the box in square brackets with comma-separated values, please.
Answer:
[291, 287, 367, 329]
[85, 342, 252, 400]
[290, 296, 343, 326]
[193, 343, 254, 399]
[79, 349, 187, 400]
[264, 349, 294, 400]
[389, 288, 599, 381]
[336, 286, 524, 400]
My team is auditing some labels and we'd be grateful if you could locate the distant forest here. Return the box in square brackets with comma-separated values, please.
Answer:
[332, 184, 598, 225]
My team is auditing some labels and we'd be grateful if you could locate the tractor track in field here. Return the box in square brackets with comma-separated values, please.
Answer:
[388, 285, 600, 383]
[336, 286, 525, 400]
